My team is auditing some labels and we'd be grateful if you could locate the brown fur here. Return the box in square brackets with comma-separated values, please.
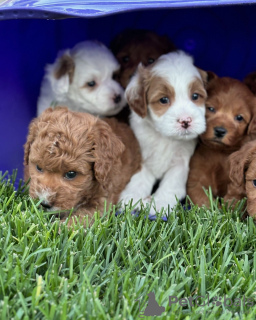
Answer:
[224, 140, 256, 218]
[126, 63, 207, 119]
[110, 29, 176, 89]
[244, 71, 256, 95]
[24, 107, 141, 225]
[54, 54, 75, 83]
[187, 73, 256, 207]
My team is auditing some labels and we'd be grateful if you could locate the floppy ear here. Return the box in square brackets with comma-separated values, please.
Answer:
[228, 141, 256, 187]
[206, 71, 218, 84]
[23, 117, 40, 166]
[248, 113, 256, 135]
[125, 64, 147, 118]
[244, 71, 256, 95]
[247, 98, 256, 135]
[197, 68, 208, 87]
[159, 34, 176, 52]
[48, 52, 75, 98]
[92, 120, 125, 188]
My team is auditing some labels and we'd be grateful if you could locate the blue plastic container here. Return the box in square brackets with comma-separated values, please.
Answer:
[1, 0, 256, 180]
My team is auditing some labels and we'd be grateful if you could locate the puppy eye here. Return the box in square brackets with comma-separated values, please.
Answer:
[159, 97, 170, 104]
[147, 58, 155, 64]
[235, 114, 244, 122]
[64, 171, 77, 180]
[122, 56, 129, 63]
[87, 81, 96, 87]
[253, 180, 256, 187]
[192, 93, 199, 100]
[207, 106, 215, 113]
[36, 165, 43, 172]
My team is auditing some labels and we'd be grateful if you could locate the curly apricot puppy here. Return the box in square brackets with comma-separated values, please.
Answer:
[24, 107, 141, 225]
[187, 72, 256, 207]
[224, 140, 256, 218]
[110, 29, 176, 89]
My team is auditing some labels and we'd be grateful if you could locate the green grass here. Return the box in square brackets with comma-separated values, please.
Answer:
[1, 171, 256, 319]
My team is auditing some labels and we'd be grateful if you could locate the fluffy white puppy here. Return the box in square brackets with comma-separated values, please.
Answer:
[37, 41, 126, 116]
[119, 50, 207, 217]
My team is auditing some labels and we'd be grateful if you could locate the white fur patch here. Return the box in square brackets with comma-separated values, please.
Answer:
[37, 41, 126, 117]
[120, 50, 207, 216]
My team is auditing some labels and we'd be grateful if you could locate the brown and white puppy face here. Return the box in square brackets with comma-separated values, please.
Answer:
[110, 29, 176, 88]
[45, 41, 126, 117]
[24, 107, 125, 212]
[125, 50, 207, 140]
[200, 74, 256, 150]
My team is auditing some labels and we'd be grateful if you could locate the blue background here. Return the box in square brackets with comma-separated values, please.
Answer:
[1, 3, 256, 180]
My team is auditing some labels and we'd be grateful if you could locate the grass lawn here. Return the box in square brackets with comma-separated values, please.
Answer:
[0, 171, 256, 320]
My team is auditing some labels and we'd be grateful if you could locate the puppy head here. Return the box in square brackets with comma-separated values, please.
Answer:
[110, 29, 176, 88]
[228, 141, 256, 218]
[200, 73, 256, 151]
[125, 50, 207, 140]
[24, 107, 125, 212]
[47, 41, 126, 116]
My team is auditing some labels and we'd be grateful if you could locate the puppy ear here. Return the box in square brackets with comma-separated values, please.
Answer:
[244, 71, 256, 95]
[248, 113, 256, 135]
[197, 68, 208, 87]
[125, 64, 147, 118]
[48, 52, 75, 98]
[206, 71, 218, 83]
[92, 120, 125, 188]
[228, 141, 256, 187]
[159, 34, 176, 52]
[23, 117, 40, 166]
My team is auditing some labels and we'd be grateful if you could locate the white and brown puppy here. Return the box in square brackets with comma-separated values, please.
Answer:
[37, 41, 126, 117]
[119, 51, 207, 217]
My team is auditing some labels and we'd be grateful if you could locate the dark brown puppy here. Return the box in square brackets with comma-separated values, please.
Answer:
[187, 73, 256, 207]
[24, 106, 141, 225]
[110, 29, 176, 89]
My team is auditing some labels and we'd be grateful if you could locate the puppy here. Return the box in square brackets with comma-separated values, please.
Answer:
[37, 41, 126, 117]
[110, 29, 176, 89]
[224, 140, 256, 218]
[187, 73, 256, 207]
[24, 107, 141, 224]
[119, 51, 207, 217]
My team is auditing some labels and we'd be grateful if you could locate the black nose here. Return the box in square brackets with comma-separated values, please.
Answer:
[113, 94, 121, 104]
[214, 126, 227, 138]
[41, 201, 52, 209]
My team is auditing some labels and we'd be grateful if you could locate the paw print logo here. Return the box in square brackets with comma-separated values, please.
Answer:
[212, 296, 222, 306]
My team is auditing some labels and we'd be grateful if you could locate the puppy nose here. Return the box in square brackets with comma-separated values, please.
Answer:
[113, 94, 121, 104]
[214, 126, 227, 138]
[178, 117, 192, 129]
[41, 201, 52, 209]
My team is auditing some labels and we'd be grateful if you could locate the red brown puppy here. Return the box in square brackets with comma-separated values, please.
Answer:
[187, 72, 256, 207]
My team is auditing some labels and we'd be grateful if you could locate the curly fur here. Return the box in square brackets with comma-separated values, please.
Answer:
[24, 107, 141, 225]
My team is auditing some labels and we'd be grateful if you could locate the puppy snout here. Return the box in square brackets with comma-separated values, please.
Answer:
[214, 126, 227, 138]
[113, 94, 121, 104]
[178, 117, 192, 129]
[41, 201, 52, 209]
